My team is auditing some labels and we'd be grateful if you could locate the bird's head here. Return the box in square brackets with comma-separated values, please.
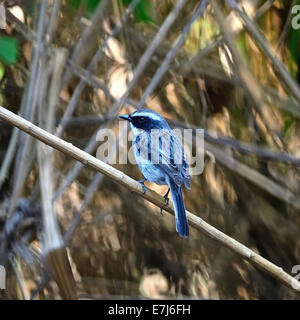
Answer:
[119, 109, 170, 132]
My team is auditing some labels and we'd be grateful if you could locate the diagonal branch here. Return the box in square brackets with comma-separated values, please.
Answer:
[137, 0, 209, 108]
[8, 0, 48, 218]
[211, 0, 283, 150]
[225, 0, 300, 105]
[55, 0, 141, 138]
[0, 105, 299, 294]
[52, 0, 189, 200]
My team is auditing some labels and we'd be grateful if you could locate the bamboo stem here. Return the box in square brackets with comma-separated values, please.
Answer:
[0, 105, 299, 294]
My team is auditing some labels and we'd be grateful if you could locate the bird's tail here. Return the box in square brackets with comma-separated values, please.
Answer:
[168, 180, 189, 237]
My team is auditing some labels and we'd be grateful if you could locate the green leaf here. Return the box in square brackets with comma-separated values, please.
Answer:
[85, 0, 101, 13]
[0, 62, 4, 81]
[0, 37, 19, 65]
[288, 0, 300, 77]
[283, 116, 295, 136]
[122, 0, 154, 23]
[290, 30, 300, 60]
[67, 0, 82, 10]
[135, 0, 153, 23]
[237, 32, 249, 63]
[67, 0, 154, 22]
[67, 0, 101, 13]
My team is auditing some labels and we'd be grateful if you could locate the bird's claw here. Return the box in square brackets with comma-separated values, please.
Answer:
[131, 179, 147, 197]
[160, 188, 170, 215]
[138, 179, 147, 195]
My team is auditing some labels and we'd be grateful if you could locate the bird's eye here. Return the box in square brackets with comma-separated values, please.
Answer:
[139, 117, 146, 123]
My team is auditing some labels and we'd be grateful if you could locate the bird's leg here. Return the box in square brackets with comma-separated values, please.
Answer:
[160, 188, 170, 215]
[138, 179, 147, 194]
[130, 179, 147, 197]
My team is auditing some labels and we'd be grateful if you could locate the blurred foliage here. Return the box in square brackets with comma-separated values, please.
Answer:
[186, 12, 219, 54]
[122, 0, 154, 23]
[67, 0, 102, 13]
[0, 0, 300, 300]
[0, 37, 19, 65]
[236, 32, 249, 62]
[289, 0, 300, 80]
[0, 62, 4, 81]
[67, 0, 155, 22]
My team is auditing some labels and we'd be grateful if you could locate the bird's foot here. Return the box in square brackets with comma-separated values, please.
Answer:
[130, 179, 147, 197]
[160, 188, 170, 215]
[139, 179, 147, 194]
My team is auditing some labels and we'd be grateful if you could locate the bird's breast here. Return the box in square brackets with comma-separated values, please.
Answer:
[137, 162, 167, 185]
[132, 132, 167, 185]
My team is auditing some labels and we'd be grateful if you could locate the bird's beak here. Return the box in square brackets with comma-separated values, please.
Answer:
[119, 114, 131, 122]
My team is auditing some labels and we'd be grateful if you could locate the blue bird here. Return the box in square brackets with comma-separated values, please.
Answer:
[120, 109, 191, 237]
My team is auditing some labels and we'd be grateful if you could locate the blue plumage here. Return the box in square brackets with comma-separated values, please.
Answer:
[120, 109, 191, 237]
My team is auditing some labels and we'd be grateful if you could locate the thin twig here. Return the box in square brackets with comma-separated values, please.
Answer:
[61, 114, 300, 166]
[64, 172, 104, 243]
[226, 0, 300, 104]
[55, 0, 141, 138]
[180, 0, 275, 77]
[5, 7, 35, 41]
[53, 0, 189, 200]
[9, 254, 28, 300]
[275, 0, 296, 53]
[205, 140, 300, 210]
[9, 0, 48, 218]
[45, 0, 61, 44]
[137, 0, 209, 108]
[61, 0, 110, 86]
[0, 122, 21, 189]
[211, 0, 283, 150]
[0, 105, 299, 294]
[170, 120, 300, 166]
[36, 51, 77, 300]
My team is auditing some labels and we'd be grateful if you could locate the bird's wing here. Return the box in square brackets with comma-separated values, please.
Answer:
[135, 130, 191, 188]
